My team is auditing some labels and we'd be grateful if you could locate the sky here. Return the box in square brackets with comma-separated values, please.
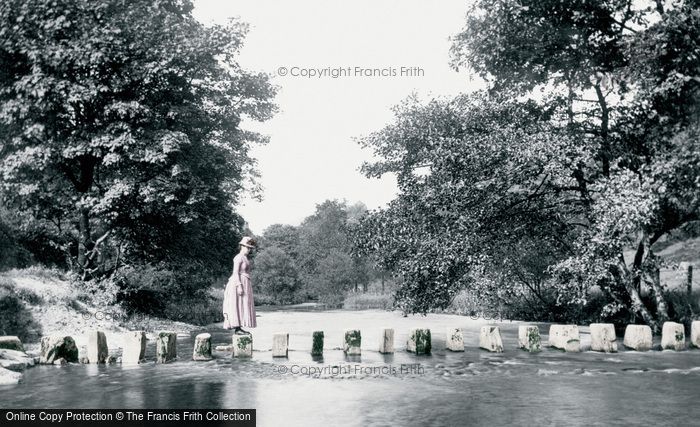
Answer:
[192, 0, 483, 234]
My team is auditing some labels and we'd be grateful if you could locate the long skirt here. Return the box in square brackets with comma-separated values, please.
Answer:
[222, 273, 257, 328]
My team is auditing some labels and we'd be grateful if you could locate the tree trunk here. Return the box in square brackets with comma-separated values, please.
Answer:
[594, 83, 610, 177]
[77, 207, 90, 270]
[614, 254, 659, 332]
[646, 268, 669, 323]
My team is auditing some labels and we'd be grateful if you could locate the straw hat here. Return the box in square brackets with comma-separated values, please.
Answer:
[239, 236, 256, 248]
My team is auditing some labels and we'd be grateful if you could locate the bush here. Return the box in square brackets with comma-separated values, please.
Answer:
[111, 264, 223, 325]
[253, 293, 279, 306]
[343, 292, 394, 310]
[0, 286, 42, 342]
[664, 288, 700, 330]
[4, 265, 68, 282]
[318, 292, 345, 309]
[0, 223, 33, 271]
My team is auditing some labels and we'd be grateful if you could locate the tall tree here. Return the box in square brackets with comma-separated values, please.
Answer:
[357, 0, 699, 328]
[0, 0, 277, 276]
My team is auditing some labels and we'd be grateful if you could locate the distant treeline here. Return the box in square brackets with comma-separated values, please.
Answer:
[252, 200, 387, 307]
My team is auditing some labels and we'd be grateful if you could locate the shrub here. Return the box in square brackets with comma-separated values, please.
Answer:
[664, 288, 700, 330]
[0, 287, 42, 342]
[343, 292, 394, 310]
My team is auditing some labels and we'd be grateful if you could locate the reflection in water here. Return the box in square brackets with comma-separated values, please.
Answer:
[2, 310, 700, 426]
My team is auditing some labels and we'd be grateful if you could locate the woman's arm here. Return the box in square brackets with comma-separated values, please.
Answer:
[232, 255, 244, 295]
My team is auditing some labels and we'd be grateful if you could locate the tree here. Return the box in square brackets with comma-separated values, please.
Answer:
[298, 199, 372, 296]
[306, 249, 356, 307]
[253, 246, 301, 304]
[0, 0, 277, 278]
[259, 224, 301, 260]
[354, 92, 583, 314]
[356, 0, 699, 328]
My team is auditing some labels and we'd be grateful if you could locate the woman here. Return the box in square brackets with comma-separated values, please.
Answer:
[223, 236, 257, 335]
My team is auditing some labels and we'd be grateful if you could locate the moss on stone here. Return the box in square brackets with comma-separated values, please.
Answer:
[237, 336, 252, 350]
[413, 329, 431, 354]
[312, 331, 324, 356]
[345, 330, 361, 348]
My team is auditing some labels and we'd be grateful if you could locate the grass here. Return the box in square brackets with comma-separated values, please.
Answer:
[2, 265, 68, 282]
[343, 292, 394, 310]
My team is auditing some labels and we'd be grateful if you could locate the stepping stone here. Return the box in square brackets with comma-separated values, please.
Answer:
[446, 327, 464, 352]
[0, 349, 35, 371]
[623, 325, 653, 351]
[272, 333, 289, 357]
[0, 336, 24, 352]
[0, 366, 23, 384]
[311, 331, 324, 356]
[590, 323, 617, 353]
[215, 345, 233, 352]
[479, 326, 503, 353]
[232, 335, 253, 358]
[691, 321, 700, 348]
[87, 331, 108, 364]
[193, 333, 212, 361]
[156, 331, 177, 363]
[548, 325, 580, 352]
[518, 325, 541, 353]
[407, 328, 431, 354]
[379, 328, 394, 354]
[122, 331, 147, 365]
[343, 329, 361, 355]
[40, 335, 78, 364]
[661, 322, 686, 351]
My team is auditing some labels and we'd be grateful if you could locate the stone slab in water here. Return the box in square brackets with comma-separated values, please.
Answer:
[122, 331, 147, 365]
[40, 335, 78, 364]
[407, 329, 431, 354]
[0, 336, 24, 352]
[691, 321, 700, 348]
[379, 328, 394, 354]
[623, 325, 653, 351]
[232, 335, 253, 358]
[311, 331, 324, 356]
[0, 349, 35, 372]
[479, 326, 503, 353]
[343, 329, 361, 355]
[446, 327, 464, 352]
[193, 333, 212, 361]
[548, 325, 580, 352]
[272, 333, 289, 358]
[215, 344, 233, 352]
[87, 331, 108, 364]
[156, 331, 177, 363]
[0, 366, 22, 385]
[661, 322, 686, 351]
[518, 325, 541, 353]
[590, 323, 618, 353]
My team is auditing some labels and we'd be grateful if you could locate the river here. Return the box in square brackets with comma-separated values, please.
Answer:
[2, 310, 699, 426]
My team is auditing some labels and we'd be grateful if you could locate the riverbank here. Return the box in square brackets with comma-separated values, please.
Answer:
[0, 269, 202, 355]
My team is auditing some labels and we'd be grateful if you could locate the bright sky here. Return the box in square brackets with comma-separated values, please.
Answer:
[192, 0, 483, 234]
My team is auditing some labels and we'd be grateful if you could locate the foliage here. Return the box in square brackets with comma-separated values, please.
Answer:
[354, 92, 584, 314]
[252, 200, 376, 305]
[0, 283, 42, 342]
[356, 0, 700, 328]
[253, 246, 302, 304]
[343, 291, 394, 310]
[0, 0, 277, 282]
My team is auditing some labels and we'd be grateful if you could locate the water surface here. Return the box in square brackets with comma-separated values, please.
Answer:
[3, 310, 699, 426]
